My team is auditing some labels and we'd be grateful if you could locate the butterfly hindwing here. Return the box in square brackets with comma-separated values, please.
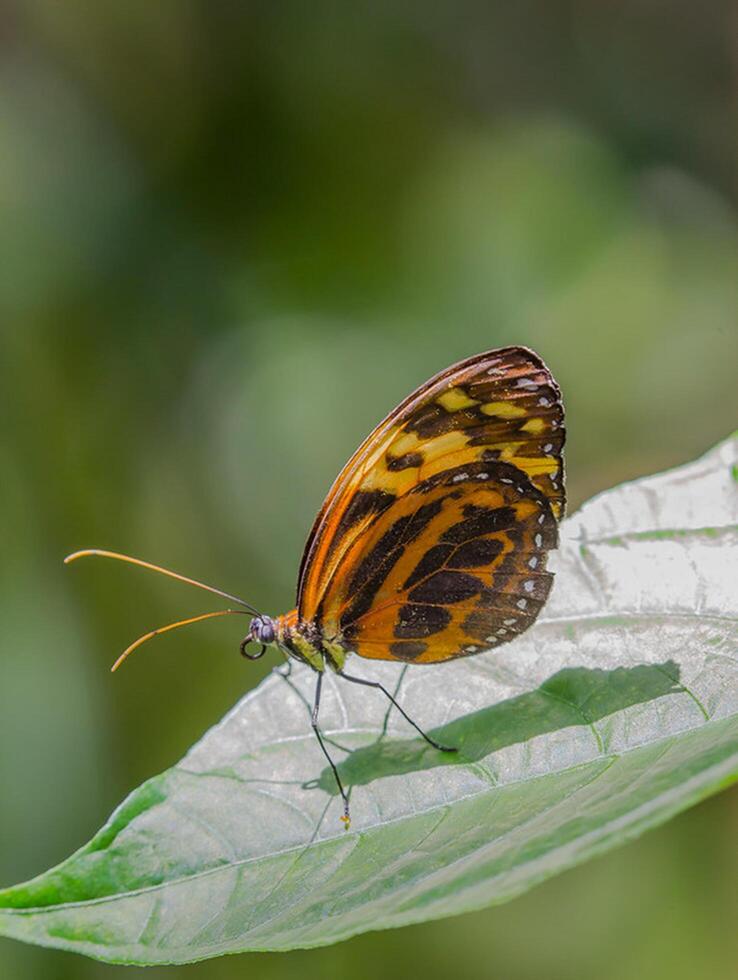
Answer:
[296, 346, 565, 661]
[317, 461, 557, 662]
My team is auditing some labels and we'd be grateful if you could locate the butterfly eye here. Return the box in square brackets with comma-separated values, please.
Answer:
[252, 615, 275, 644]
[240, 615, 275, 659]
[261, 620, 276, 644]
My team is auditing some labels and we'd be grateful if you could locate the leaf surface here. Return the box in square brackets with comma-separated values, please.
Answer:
[1, 436, 737, 964]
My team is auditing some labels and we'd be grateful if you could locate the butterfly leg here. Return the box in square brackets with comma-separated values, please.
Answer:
[311, 671, 351, 829]
[380, 664, 408, 739]
[337, 670, 457, 753]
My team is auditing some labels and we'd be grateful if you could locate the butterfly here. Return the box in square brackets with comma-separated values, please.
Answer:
[66, 346, 565, 828]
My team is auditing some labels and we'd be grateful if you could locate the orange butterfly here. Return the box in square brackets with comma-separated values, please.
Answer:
[67, 346, 565, 828]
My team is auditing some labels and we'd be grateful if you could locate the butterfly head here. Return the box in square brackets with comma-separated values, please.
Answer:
[240, 614, 277, 660]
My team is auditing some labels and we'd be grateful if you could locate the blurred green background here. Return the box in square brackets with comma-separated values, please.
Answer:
[1, 2, 737, 978]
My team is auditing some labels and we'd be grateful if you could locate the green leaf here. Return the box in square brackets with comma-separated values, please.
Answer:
[2, 435, 737, 964]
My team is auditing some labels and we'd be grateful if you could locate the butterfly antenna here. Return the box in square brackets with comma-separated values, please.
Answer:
[64, 549, 261, 615]
[111, 609, 250, 672]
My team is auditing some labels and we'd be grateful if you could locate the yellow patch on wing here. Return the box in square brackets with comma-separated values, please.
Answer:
[360, 429, 471, 492]
[497, 442, 523, 462]
[387, 429, 423, 458]
[415, 431, 470, 475]
[481, 401, 527, 419]
[521, 417, 545, 435]
[507, 455, 559, 476]
[437, 388, 480, 412]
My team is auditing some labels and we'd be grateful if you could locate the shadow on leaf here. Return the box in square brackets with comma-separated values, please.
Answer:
[314, 660, 684, 795]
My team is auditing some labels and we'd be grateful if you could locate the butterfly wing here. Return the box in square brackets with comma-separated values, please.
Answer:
[297, 346, 565, 661]
[327, 461, 558, 662]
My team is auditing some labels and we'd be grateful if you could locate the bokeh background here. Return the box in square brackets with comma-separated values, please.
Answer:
[1, 3, 737, 978]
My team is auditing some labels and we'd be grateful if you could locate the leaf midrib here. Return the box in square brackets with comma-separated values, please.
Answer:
[566, 522, 737, 548]
[537, 610, 738, 627]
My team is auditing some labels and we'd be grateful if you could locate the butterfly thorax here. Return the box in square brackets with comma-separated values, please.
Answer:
[254, 609, 348, 672]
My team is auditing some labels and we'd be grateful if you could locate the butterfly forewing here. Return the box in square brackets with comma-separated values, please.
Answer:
[297, 346, 565, 662]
